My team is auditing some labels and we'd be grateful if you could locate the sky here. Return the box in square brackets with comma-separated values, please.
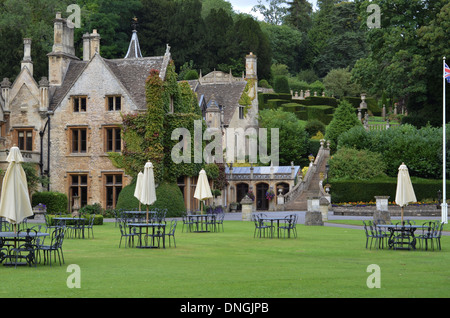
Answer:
[227, 0, 318, 20]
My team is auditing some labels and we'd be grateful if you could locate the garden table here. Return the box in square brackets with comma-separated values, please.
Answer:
[376, 224, 427, 250]
[53, 217, 86, 239]
[188, 214, 216, 233]
[0, 231, 49, 266]
[128, 223, 166, 249]
[257, 216, 287, 238]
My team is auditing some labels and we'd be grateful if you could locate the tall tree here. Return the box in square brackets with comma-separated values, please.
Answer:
[285, 0, 313, 33]
[0, 0, 71, 81]
[252, 0, 288, 25]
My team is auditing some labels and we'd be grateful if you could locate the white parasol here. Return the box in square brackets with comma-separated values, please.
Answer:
[0, 146, 33, 232]
[133, 171, 144, 211]
[395, 163, 417, 224]
[139, 162, 157, 223]
[194, 169, 213, 215]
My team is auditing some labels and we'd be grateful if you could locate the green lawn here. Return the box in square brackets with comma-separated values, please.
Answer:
[1, 220, 449, 298]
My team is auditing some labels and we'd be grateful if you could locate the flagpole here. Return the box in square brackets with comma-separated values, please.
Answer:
[443, 57, 448, 224]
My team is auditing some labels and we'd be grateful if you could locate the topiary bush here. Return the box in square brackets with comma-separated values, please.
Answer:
[116, 181, 186, 217]
[328, 147, 387, 180]
[31, 191, 68, 214]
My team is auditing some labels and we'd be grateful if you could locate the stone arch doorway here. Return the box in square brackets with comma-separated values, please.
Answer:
[256, 182, 269, 211]
[236, 183, 249, 205]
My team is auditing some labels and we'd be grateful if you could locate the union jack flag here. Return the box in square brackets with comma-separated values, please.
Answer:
[445, 63, 450, 83]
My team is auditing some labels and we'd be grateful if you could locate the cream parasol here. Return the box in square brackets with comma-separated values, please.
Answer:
[0, 146, 33, 232]
[395, 163, 417, 224]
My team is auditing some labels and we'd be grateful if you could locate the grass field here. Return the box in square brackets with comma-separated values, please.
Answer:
[1, 220, 449, 298]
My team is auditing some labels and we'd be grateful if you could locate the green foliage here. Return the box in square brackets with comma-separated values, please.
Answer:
[116, 181, 186, 217]
[163, 113, 204, 182]
[22, 162, 49, 195]
[273, 76, 290, 93]
[305, 119, 326, 137]
[79, 203, 103, 215]
[323, 67, 361, 98]
[184, 70, 199, 80]
[330, 177, 450, 204]
[31, 191, 68, 214]
[258, 108, 310, 165]
[338, 124, 450, 179]
[325, 100, 362, 149]
[328, 147, 387, 180]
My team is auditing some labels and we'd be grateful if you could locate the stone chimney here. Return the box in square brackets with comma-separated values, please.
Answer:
[1, 78, 11, 111]
[245, 52, 257, 80]
[21, 38, 33, 75]
[82, 32, 90, 61]
[89, 29, 101, 59]
[48, 12, 79, 86]
[39, 77, 49, 112]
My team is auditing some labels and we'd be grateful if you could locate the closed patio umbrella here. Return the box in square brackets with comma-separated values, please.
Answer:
[395, 163, 417, 224]
[0, 146, 33, 232]
[194, 169, 213, 215]
[140, 162, 157, 223]
[133, 171, 144, 211]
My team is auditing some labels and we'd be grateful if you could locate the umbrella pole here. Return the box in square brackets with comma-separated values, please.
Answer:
[401, 207, 404, 225]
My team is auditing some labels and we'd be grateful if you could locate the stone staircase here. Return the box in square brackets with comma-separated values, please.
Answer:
[282, 145, 330, 211]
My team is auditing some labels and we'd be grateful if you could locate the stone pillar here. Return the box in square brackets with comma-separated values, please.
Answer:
[307, 196, 320, 213]
[319, 197, 329, 222]
[241, 195, 253, 221]
[305, 211, 323, 226]
[83, 32, 91, 61]
[373, 196, 391, 223]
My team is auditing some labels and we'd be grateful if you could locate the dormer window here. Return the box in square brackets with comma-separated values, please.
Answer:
[107, 95, 121, 111]
[72, 96, 87, 112]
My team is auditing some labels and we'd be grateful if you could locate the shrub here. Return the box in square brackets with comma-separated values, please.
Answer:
[305, 119, 326, 137]
[116, 181, 186, 217]
[325, 100, 362, 150]
[273, 76, 290, 94]
[328, 147, 387, 180]
[31, 191, 68, 214]
[330, 177, 450, 203]
[338, 124, 449, 179]
[183, 69, 199, 80]
[79, 203, 103, 215]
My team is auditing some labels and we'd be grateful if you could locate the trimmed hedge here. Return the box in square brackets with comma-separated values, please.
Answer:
[116, 181, 186, 217]
[330, 178, 450, 203]
[31, 191, 68, 214]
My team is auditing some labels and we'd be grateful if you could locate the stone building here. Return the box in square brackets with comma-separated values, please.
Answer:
[0, 13, 171, 211]
[225, 164, 301, 211]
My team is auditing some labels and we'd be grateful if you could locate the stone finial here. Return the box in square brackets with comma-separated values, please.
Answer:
[1, 78, 11, 88]
[39, 77, 49, 87]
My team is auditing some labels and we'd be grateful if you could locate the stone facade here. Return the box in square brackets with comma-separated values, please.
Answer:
[0, 13, 171, 211]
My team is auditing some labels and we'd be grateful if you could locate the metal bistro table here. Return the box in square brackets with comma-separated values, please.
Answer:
[188, 214, 216, 233]
[258, 216, 287, 238]
[128, 223, 166, 249]
[376, 224, 427, 250]
[53, 217, 86, 239]
[0, 231, 49, 266]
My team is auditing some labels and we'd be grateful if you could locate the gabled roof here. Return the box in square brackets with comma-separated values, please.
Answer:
[193, 81, 247, 126]
[49, 60, 88, 110]
[49, 55, 166, 111]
